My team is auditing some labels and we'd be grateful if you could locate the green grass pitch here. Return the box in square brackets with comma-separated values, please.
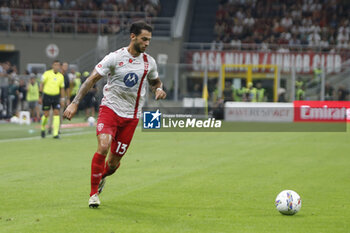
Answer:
[0, 122, 349, 233]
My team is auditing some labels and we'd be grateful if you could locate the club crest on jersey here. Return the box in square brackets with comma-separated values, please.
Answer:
[123, 73, 139, 87]
[97, 123, 104, 131]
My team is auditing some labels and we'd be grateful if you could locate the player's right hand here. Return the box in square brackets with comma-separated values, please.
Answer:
[63, 103, 78, 120]
[155, 89, 166, 100]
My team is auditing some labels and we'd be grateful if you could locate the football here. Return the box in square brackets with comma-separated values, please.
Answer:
[275, 190, 302, 215]
[87, 116, 95, 127]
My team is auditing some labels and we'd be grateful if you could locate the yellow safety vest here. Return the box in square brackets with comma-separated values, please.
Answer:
[71, 78, 81, 96]
[27, 82, 39, 101]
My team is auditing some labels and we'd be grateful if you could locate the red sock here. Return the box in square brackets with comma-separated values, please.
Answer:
[102, 162, 120, 178]
[90, 152, 106, 196]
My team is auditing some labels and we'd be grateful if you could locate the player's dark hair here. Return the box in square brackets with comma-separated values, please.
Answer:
[52, 60, 60, 64]
[130, 21, 153, 36]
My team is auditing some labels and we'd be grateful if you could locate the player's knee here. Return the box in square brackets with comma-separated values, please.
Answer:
[98, 147, 109, 155]
[97, 144, 110, 155]
[97, 134, 112, 155]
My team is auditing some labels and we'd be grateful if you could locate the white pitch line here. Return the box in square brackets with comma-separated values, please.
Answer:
[0, 130, 94, 143]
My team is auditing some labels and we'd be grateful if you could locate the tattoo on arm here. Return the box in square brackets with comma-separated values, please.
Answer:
[72, 79, 94, 104]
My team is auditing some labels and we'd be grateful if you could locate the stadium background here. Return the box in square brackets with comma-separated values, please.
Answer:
[0, 1, 350, 233]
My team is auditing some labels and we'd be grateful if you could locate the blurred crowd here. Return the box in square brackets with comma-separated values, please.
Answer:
[213, 0, 350, 51]
[0, 61, 98, 121]
[4, 0, 160, 13]
[1, 0, 160, 14]
[0, 61, 18, 78]
[0, 0, 160, 34]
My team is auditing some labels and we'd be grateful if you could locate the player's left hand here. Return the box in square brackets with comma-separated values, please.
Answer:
[155, 89, 166, 100]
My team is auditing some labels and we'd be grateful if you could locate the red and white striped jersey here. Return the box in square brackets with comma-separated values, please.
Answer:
[95, 47, 158, 118]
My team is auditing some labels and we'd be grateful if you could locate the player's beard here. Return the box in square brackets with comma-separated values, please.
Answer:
[134, 42, 145, 53]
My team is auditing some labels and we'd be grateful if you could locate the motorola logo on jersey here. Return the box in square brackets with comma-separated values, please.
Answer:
[123, 73, 139, 87]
